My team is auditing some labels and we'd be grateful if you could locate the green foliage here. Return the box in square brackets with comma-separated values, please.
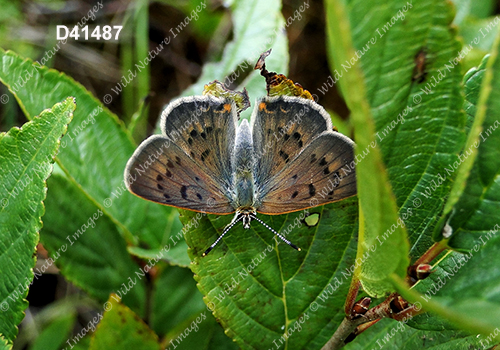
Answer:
[89, 296, 161, 350]
[1, 0, 500, 349]
[0, 97, 74, 344]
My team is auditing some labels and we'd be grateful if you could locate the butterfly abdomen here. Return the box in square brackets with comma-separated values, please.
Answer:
[233, 119, 255, 209]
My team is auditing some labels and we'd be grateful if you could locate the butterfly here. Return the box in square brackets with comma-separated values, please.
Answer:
[124, 95, 356, 256]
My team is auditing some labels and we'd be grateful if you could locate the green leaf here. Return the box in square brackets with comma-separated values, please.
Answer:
[448, 26, 500, 250]
[41, 173, 146, 314]
[392, 231, 500, 341]
[29, 313, 75, 350]
[178, 0, 289, 120]
[343, 318, 483, 350]
[0, 97, 74, 343]
[326, 0, 410, 296]
[150, 266, 206, 337]
[0, 336, 9, 350]
[151, 266, 238, 349]
[0, 48, 188, 265]
[184, 197, 358, 349]
[89, 296, 161, 350]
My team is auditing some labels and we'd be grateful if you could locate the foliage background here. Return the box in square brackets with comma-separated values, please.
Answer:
[1, 0, 500, 349]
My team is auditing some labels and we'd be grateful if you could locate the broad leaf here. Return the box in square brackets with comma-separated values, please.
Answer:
[41, 173, 146, 314]
[326, 0, 409, 296]
[393, 237, 500, 341]
[0, 49, 189, 266]
[29, 313, 75, 350]
[344, 318, 483, 350]
[0, 97, 74, 343]
[331, 0, 467, 259]
[89, 295, 161, 350]
[152, 266, 238, 349]
[184, 198, 358, 349]
[448, 26, 500, 250]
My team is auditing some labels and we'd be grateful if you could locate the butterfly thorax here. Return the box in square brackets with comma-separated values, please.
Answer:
[233, 119, 255, 210]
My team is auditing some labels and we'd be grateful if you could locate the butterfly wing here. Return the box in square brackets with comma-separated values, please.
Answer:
[251, 96, 333, 187]
[124, 96, 237, 214]
[252, 96, 356, 214]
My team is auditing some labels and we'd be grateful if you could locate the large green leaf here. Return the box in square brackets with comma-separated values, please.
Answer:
[448, 26, 500, 250]
[393, 232, 500, 341]
[89, 296, 161, 350]
[0, 97, 74, 343]
[326, 0, 410, 296]
[0, 49, 189, 266]
[333, 0, 466, 259]
[344, 318, 483, 350]
[41, 173, 146, 315]
[151, 266, 238, 350]
[184, 197, 358, 349]
[178, 0, 289, 119]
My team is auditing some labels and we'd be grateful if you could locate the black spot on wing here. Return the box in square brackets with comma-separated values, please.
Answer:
[309, 184, 316, 197]
[180, 186, 188, 199]
[166, 169, 172, 178]
[167, 160, 175, 168]
[157, 183, 164, 190]
[279, 150, 289, 163]
[156, 174, 163, 181]
[310, 154, 317, 164]
[175, 156, 182, 165]
[190, 129, 198, 137]
[201, 149, 211, 162]
[291, 191, 299, 199]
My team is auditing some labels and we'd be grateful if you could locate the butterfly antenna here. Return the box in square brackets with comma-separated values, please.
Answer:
[250, 215, 301, 251]
[203, 214, 244, 257]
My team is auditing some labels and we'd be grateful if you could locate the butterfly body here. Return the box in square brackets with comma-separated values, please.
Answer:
[125, 95, 356, 254]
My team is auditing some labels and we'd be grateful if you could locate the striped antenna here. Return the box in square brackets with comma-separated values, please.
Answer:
[250, 214, 301, 251]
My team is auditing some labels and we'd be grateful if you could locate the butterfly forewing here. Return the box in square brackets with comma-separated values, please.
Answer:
[160, 96, 237, 190]
[254, 108, 356, 214]
[124, 97, 237, 215]
[251, 96, 333, 189]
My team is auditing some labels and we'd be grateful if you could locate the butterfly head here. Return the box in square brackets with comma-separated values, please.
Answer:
[238, 208, 256, 229]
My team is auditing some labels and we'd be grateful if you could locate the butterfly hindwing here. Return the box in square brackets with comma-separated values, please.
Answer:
[251, 96, 333, 188]
[255, 121, 356, 214]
